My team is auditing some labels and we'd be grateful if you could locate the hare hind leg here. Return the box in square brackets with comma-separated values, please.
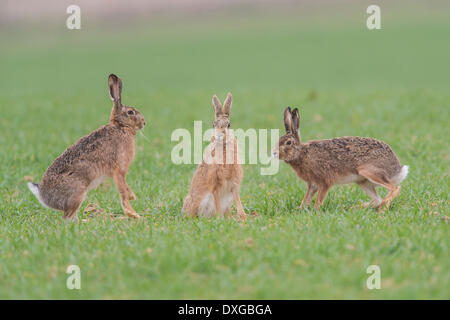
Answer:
[182, 195, 197, 218]
[63, 190, 87, 221]
[357, 166, 401, 212]
[357, 180, 382, 208]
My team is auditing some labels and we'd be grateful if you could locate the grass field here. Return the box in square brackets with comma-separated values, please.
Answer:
[0, 5, 449, 299]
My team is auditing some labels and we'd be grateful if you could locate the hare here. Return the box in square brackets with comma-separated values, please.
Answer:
[272, 107, 408, 212]
[27, 74, 146, 220]
[182, 93, 247, 221]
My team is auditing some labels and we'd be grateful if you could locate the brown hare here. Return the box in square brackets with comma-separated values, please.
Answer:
[273, 107, 408, 212]
[182, 93, 247, 221]
[28, 74, 146, 220]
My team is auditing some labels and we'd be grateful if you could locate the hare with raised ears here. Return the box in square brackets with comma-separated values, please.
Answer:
[272, 107, 408, 212]
[27, 74, 146, 220]
[182, 93, 247, 221]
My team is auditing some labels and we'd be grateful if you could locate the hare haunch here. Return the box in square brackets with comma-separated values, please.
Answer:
[182, 93, 247, 221]
[273, 107, 408, 212]
[28, 74, 146, 220]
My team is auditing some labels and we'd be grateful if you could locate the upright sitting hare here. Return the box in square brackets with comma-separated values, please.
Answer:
[182, 93, 247, 221]
[273, 107, 408, 212]
[28, 74, 146, 220]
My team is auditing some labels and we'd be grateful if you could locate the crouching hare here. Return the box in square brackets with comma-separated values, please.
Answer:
[182, 93, 247, 221]
[273, 107, 408, 212]
[28, 74, 146, 220]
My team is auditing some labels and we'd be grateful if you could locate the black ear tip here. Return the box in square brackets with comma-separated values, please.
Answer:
[108, 74, 118, 81]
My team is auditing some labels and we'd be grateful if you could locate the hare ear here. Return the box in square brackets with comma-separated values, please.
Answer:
[108, 74, 122, 103]
[212, 95, 223, 117]
[222, 92, 232, 117]
[284, 107, 293, 133]
[291, 108, 301, 142]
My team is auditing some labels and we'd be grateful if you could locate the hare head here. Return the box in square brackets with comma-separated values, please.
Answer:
[108, 74, 146, 131]
[211, 93, 232, 144]
[273, 107, 301, 161]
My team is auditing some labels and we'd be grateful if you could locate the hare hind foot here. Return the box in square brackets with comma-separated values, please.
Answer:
[360, 200, 382, 209]
[378, 186, 401, 213]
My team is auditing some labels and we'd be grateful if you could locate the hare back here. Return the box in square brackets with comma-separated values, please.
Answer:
[291, 136, 402, 184]
[44, 125, 134, 176]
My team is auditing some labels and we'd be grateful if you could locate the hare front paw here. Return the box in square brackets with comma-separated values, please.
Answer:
[128, 192, 137, 201]
[236, 212, 247, 222]
[124, 209, 141, 219]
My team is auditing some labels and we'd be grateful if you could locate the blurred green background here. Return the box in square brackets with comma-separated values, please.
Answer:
[0, 0, 448, 299]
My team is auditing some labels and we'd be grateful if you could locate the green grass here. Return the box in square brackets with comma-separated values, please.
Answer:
[0, 8, 449, 299]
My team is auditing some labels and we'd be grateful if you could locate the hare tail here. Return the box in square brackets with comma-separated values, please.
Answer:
[27, 182, 49, 208]
[391, 165, 409, 184]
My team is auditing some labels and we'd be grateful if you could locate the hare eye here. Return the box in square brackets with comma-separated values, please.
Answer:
[286, 140, 292, 145]
[227, 123, 231, 128]
[127, 110, 134, 115]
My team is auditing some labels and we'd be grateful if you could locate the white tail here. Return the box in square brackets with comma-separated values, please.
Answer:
[391, 165, 409, 184]
[27, 182, 49, 208]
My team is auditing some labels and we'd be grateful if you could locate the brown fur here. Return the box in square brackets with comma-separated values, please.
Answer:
[274, 107, 408, 212]
[182, 93, 247, 221]
[29, 74, 146, 220]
